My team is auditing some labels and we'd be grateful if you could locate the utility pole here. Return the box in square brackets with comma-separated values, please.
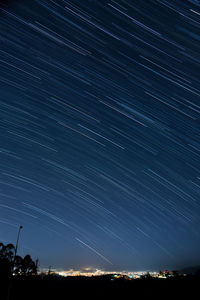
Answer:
[48, 265, 52, 276]
[35, 258, 39, 275]
[14, 225, 23, 263]
[7, 225, 23, 300]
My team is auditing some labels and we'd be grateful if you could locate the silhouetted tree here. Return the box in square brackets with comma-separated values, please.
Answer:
[0, 242, 15, 261]
[22, 254, 37, 275]
[0, 242, 15, 278]
[0, 242, 37, 277]
[14, 254, 37, 276]
[13, 255, 23, 275]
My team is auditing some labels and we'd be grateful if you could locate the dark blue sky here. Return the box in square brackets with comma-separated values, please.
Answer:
[0, 0, 200, 272]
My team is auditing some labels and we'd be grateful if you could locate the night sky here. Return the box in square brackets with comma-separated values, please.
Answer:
[0, 0, 200, 273]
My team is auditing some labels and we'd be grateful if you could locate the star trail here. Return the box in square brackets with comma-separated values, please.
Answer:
[0, 0, 200, 272]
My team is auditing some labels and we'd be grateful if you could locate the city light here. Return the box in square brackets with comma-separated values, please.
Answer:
[39, 268, 183, 279]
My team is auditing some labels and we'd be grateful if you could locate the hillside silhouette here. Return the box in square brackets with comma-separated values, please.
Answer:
[1, 241, 200, 299]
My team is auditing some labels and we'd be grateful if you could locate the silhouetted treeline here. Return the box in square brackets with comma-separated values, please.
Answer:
[1, 241, 200, 299]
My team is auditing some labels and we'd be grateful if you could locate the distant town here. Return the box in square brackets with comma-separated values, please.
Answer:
[43, 268, 186, 279]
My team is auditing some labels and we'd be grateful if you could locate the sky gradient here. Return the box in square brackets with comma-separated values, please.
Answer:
[0, 0, 200, 272]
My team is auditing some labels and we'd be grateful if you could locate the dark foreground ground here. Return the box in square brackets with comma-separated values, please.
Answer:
[1, 274, 200, 299]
